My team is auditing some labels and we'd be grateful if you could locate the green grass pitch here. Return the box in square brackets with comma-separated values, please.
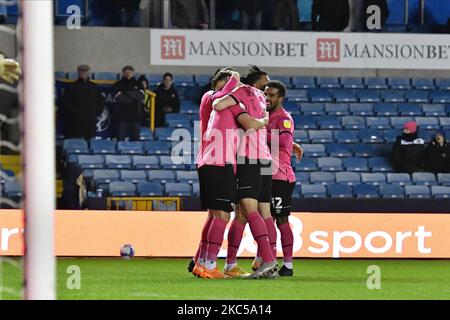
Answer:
[1, 258, 450, 300]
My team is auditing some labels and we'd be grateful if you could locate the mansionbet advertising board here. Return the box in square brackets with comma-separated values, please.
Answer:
[1, 210, 450, 258]
[150, 29, 450, 70]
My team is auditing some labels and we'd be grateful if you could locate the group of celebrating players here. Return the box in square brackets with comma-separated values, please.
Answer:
[188, 65, 303, 279]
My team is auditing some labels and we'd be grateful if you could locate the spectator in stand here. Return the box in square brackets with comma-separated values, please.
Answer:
[216, 0, 240, 29]
[311, 0, 350, 31]
[112, 0, 141, 27]
[425, 130, 450, 173]
[392, 121, 425, 173]
[138, 74, 151, 126]
[238, 0, 264, 30]
[273, 0, 300, 30]
[62, 64, 104, 140]
[171, 0, 209, 29]
[113, 65, 144, 141]
[155, 73, 180, 127]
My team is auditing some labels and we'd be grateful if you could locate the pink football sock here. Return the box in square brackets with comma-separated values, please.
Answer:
[247, 211, 274, 263]
[264, 217, 278, 259]
[226, 220, 246, 265]
[278, 222, 294, 263]
[194, 215, 213, 262]
[205, 218, 228, 268]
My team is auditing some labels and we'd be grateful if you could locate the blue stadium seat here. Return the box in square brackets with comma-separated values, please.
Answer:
[422, 104, 446, 117]
[343, 158, 369, 172]
[380, 184, 405, 198]
[271, 75, 292, 87]
[317, 157, 342, 172]
[435, 79, 450, 91]
[309, 130, 333, 143]
[0, 170, 14, 184]
[160, 156, 187, 170]
[147, 170, 176, 184]
[295, 157, 317, 171]
[302, 144, 326, 157]
[412, 172, 437, 186]
[295, 172, 310, 185]
[296, 116, 317, 129]
[388, 77, 411, 90]
[357, 90, 381, 103]
[67, 72, 79, 80]
[90, 139, 116, 154]
[4, 181, 22, 198]
[109, 181, 136, 197]
[383, 130, 399, 143]
[94, 72, 119, 81]
[415, 117, 439, 130]
[317, 77, 340, 89]
[418, 129, 434, 142]
[382, 90, 405, 103]
[284, 102, 300, 116]
[176, 171, 198, 184]
[299, 103, 325, 116]
[374, 103, 398, 116]
[353, 184, 379, 198]
[412, 78, 435, 90]
[309, 89, 332, 103]
[354, 143, 378, 157]
[195, 74, 211, 86]
[317, 116, 341, 129]
[397, 103, 422, 116]
[292, 184, 301, 198]
[364, 77, 388, 90]
[350, 103, 374, 116]
[287, 90, 309, 102]
[391, 117, 414, 129]
[361, 173, 386, 185]
[146, 74, 162, 86]
[327, 184, 353, 198]
[369, 157, 394, 172]
[372, 144, 393, 157]
[336, 172, 360, 185]
[405, 91, 429, 103]
[366, 117, 391, 130]
[180, 101, 199, 114]
[132, 155, 160, 169]
[144, 141, 171, 155]
[92, 170, 120, 185]
[140, 127, 154, 141]
[333, 90, 357, 103]
[117, 141, 144, 155]
[137, 182, 164, 196]
[431, 186, 450, 199]
[335, 130, 359, 143]
[173, 75, 194, 87]
[430, 91, 450, 104]
[63, 139, 89, 155]
[292, 76, 316, 89]
[342, 116, 365, 129]
[300, 184, 326, 198]
[437, 173, 450, 186]
[192, 182, 200, 196]
[341, 77, 364, 89]
[293, 130, 309, 143]
[165, 183, 192, 196]
[326, 144, 352, 157]
[405, 185, 430, 198]
[120, 170, 147, 183]
[55, 71, 67, 80]
[439, 117, 450, 129]
[386, 173, 412, 185]
[359, 129, 384, 143]
[325, 103, 349, 116]
[77, 155, 105, 169]
[166, 114, 192, 128]
[155, 128, 176, 141]
[105, 155, 132, 169]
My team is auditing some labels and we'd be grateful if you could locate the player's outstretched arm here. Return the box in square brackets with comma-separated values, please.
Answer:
[236, 113, 268, 130]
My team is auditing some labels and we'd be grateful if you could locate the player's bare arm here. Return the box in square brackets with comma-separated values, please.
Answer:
[236, 113, 268, 130]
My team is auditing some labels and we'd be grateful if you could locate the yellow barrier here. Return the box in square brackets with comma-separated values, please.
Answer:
[107, 197, 180, 211]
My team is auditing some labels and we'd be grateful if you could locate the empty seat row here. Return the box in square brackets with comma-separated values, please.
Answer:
[296, 157, 394, 172]
[103, 181, 196, 197]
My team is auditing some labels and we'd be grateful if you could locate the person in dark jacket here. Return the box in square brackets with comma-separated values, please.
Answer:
[155, 73, 180, 127]
[62, 64, 104, 140]
[392, 121, 426, 173]
[238, 0, 265, 30]
[113, 65, 144, 141]
[112, 0, 141, 27]
[425, 129, 450, 173]
[273, 0, 300, 30]
[171, 0, 209, 29]
[311, 0, 350, 31]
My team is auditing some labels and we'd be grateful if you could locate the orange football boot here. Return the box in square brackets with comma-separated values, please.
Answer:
[192, 263, 204, 277]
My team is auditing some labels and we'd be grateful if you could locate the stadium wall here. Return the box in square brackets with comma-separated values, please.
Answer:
[53, 27, 450, 78]
[1, 210, 450, 258]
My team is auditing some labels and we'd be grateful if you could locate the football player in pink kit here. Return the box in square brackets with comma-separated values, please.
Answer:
[213, 68, 279, 279]
[194, 71, 269, 279]
[188, 68, 240, 274]
[265, 80, 297, 276]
